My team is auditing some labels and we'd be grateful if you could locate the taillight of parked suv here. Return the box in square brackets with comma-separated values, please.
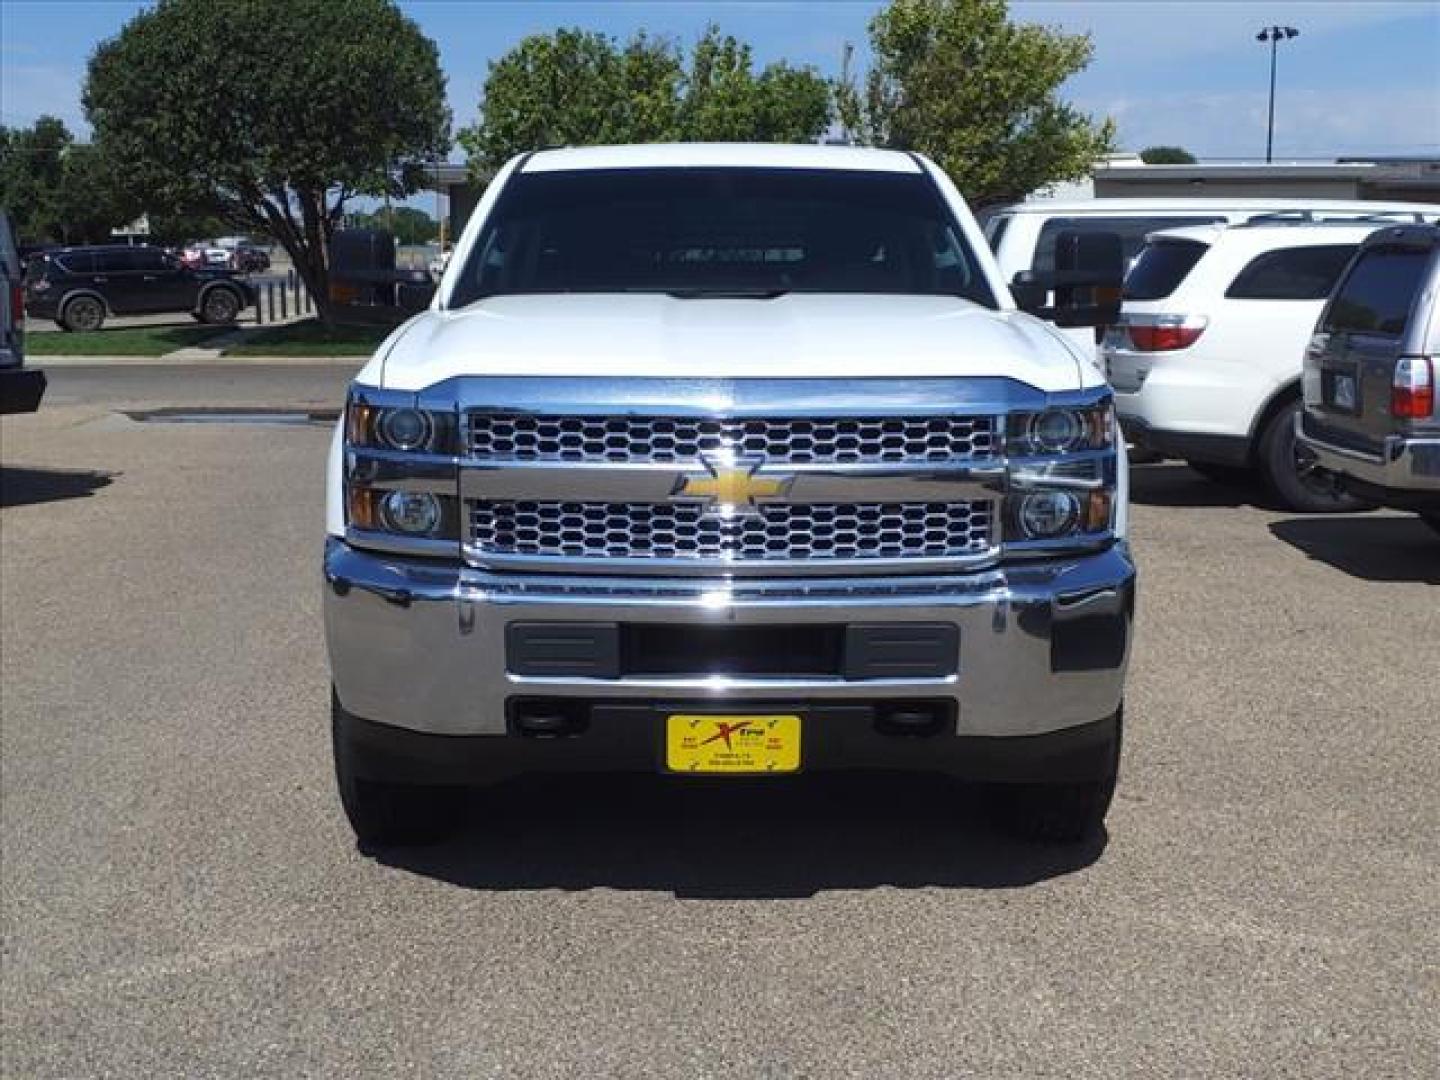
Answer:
[1124, 313, 1208, 352]
[23, 257, 51, 295]
[1392, 356, 1435, 419]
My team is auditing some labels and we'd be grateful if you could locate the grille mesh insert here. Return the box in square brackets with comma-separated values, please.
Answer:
[467, 414, 996, 465]
[468, 501, 993, 562]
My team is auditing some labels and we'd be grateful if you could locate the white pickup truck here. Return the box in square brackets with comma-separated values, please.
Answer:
[324, 144, 1135, 849]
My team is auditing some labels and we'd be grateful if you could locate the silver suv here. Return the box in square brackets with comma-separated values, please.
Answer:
[1297, 225, 1440, 533]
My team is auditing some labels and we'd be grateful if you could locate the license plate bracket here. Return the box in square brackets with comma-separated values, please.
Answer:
[664, 714, 802, 774]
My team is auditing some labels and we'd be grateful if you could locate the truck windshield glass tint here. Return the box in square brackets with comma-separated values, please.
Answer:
[1124, 240, 1209, 300]
[450, 168, 995, 308]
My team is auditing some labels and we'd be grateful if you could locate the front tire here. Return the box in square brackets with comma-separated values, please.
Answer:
[332, 691, 463, 848]
[987, 710, 1122, 844]
[1259, 401, 1368, 513]
[60, 295, 105, 332]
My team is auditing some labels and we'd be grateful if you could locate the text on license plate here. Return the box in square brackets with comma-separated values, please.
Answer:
[665, 714, 801, 773]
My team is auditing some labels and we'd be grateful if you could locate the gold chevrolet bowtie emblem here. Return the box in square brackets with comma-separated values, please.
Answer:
[672, 455, 794, 517]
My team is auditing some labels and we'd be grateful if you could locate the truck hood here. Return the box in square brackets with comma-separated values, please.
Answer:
[371, 293, 1091, 393]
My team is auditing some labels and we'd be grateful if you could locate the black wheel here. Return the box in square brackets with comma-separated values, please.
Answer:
[1259, 400, 1368, 513]
[1186, 461, 1252, 486]
[987, 710, 1122, 844]
[1420, 512, 1440, 538]
[332, 690, 463, 848]
[199, 287, 241, 324]
[60, 295, 105, 332]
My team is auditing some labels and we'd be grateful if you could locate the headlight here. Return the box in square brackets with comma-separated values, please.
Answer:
[1002, 396, 1117, 552]
[380, 491, 442, 535]
[1028, 410, 1084, 453]
[347, 400, 454, 454]
[377, 408, 434, 451]
[1018, 491, 1079, 538]
[1008, 403, 1113, 455]
[344, 389, 459, 547]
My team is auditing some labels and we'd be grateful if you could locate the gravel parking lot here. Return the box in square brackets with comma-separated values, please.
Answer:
[2, 366, 1436, 1077]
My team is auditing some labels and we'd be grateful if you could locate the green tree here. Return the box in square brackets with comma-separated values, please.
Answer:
[84, 0, 449, 320]
[460, 25, 832, 171]
[349, 206, 440, 246]
[461, 29, 682, 169]
[56, 143, 145, 244]
[0, 117, 138, 243]
[839, 0, 1114, 207]
[1140, 145, 1197, 164]
[0, 117, 72, 243]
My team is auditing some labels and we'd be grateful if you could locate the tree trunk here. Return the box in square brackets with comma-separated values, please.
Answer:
[296, 188, 334, 325]
[246, 189, 335, 326]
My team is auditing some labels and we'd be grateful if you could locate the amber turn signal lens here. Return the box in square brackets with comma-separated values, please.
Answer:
[347, 486, 378, 530]
[346, 402, 376, 446]
[1083, 489, 1112, 532]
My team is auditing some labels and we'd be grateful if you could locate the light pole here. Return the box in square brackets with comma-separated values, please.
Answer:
[1256, 25, 1299, 163]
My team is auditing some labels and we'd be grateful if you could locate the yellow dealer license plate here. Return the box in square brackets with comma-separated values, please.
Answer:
[665, 714, 801, 774]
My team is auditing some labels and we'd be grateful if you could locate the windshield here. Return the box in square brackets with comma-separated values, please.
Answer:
[449, 167, 995, 308]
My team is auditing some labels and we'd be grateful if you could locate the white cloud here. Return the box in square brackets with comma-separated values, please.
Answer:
[1015, 1, 1427, 62]
[1087, 86, 1440, 159]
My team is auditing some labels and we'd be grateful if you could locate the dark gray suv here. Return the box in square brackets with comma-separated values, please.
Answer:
[1298, 225, 1440, 533]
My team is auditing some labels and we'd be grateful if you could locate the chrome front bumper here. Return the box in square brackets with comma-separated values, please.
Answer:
[1298, 413, 1440, 494]
[323, 538, 1135, 740]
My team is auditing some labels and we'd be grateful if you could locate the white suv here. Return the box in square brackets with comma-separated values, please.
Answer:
[1103, 221, 1388, 511]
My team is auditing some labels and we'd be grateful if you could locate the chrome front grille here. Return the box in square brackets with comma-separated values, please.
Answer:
[467, 413, 996, 465]
[468, 501, 994, 563]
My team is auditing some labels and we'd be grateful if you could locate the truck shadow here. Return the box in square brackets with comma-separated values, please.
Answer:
[1269, 515, 1439, 584]
[1128, 463, 1263, 509]
[373, 772, 1105, 898]
[0, 465, 115, 509]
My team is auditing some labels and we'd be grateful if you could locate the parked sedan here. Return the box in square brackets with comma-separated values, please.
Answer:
[24, 244, 255, 331]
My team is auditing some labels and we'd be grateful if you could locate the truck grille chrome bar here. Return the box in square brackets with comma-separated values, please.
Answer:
[468, 500, 993, 563]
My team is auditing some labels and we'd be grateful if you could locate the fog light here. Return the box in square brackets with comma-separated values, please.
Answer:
[380, 490, 441, 534]
[1028, 410, 1084, 452]
[378, 408, 432, 451]
[1019, 491, 1079, 538]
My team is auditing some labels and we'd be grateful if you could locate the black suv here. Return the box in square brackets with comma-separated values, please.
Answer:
[23, 244, 255, 331]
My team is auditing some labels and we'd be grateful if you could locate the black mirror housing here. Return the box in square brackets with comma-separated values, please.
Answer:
[1012, 229, 1125, 329]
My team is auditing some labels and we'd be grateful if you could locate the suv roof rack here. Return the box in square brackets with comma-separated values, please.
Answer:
[1239, 209, 1429, 227]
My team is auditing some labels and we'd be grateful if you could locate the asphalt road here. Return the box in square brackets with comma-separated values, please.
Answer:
[2, 366, 1437, 1077]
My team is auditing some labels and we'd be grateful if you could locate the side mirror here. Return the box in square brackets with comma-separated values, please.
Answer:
[1012, 230, 1124, 328]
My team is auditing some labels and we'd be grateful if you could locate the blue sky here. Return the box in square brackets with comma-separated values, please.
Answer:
[3, 0, 1438, 162]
